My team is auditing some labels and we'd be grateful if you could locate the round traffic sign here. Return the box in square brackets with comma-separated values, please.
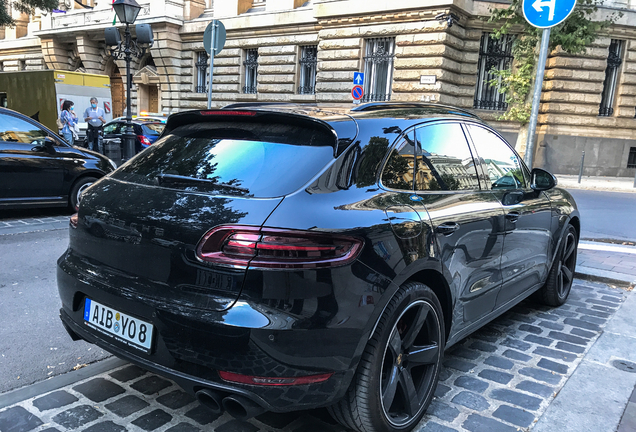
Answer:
[352, 85, 364, 101]
[522, 0, 575, 28]
[204, 20, 227, 56]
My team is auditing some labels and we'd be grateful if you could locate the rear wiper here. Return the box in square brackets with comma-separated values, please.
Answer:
[156, 173, 249, 193]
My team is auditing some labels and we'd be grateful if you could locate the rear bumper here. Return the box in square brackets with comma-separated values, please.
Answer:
[59, 308, 348, 411]
[56, 252, 364, 412]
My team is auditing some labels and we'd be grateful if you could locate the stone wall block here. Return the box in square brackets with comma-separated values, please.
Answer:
[317, 70, 353, 82]
[318, 48, 361, 60]
[316, 81, 355, 92]
[320, 59, 360, 71]
[258, 54, 296, 65]
[214, 57, 241, 67]
[259, 45, 297, 55]
[214, 66, 241, 75]
[259, 74, 296, 84]
[315, 92, 352, 102]
[257, 83, 295, 93]
[319, 38, 361, 50]
[216, 48, 242, 58]
[259, 64, 296, 74]
[213, 84, 240, 92]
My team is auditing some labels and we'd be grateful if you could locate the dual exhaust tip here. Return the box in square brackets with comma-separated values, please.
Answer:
[195, 389, 265, 420]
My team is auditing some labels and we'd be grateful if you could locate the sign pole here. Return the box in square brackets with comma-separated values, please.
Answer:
[206, 22, 216, 110]
[524, 27, 551, 169]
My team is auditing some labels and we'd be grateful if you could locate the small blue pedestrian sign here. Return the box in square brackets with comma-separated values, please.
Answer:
[353, 72, 364, 86]
[523, 0, 576, 28]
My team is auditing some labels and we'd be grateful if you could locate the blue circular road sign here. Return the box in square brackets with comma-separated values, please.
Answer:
[522, 0, 576, 28]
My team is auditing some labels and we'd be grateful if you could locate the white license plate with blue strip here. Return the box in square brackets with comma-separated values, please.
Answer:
[84, 298, 154, 352]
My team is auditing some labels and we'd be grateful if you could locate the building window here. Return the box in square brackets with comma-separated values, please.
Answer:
[298, 45, 317, 95]
[628, 147, 636, 168]
[362, 37, 395, 102]
[243, 49, 258, 94]
[599, 39, 624, 117]
[474, 33, 514, 111]
[195, 51, 208, 93]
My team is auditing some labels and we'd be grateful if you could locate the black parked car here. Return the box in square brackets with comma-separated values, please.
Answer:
[102, 118, 165, 153]
[0, 107, 116, 210]
[57, 103, 580, 432]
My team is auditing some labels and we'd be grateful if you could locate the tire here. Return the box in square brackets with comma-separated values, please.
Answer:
[328, 282, 444, 432]
[69, 176, 97, 211]
[535, 224, 578, 306]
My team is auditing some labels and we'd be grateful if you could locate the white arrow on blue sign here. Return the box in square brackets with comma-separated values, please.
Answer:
[353, 72, 364, 85]
[522, 0, 576, 28]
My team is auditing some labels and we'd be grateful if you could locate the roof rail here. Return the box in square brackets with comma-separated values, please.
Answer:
[350, 102, 480, 118]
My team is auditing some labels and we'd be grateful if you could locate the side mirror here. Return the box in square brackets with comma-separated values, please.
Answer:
[31, 137, 57, 153]
[531, 168, 557, 191]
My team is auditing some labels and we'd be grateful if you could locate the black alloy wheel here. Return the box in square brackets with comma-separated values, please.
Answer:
[536, 224, 578, 306]
[380, 300, 442, 427]
[329, 282, 444, 432]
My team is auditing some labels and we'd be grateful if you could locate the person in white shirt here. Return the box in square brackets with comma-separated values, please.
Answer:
[84, 97, 106, 153]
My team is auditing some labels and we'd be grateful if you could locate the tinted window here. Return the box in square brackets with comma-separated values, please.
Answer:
[467, 125, 526, 190]
[141, 123, 164, 136]
[0, 113, 47, 143]
[414, 123, 479, 191]
[103, 123, 122, 135]
[380, 133, 415, 191]
[112, 121, 336, 198]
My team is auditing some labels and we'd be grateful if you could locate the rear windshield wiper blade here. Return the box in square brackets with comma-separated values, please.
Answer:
[156, 173, 249, 193]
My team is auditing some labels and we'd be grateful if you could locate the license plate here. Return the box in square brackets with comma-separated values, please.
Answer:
[84, 298, 154, 352]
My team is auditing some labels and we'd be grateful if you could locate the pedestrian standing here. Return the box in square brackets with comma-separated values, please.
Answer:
[84, 97, 106, 153]
[60, 100, 78, 146]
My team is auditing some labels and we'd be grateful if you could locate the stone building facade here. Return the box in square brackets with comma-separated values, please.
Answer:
[1, 0, 635, 176]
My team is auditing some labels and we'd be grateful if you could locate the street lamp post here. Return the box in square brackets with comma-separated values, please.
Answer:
[106, 0, 150, 161]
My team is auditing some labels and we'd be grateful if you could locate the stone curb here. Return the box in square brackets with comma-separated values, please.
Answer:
[0, 357, 124, 411]
[575, 266, 636, 289]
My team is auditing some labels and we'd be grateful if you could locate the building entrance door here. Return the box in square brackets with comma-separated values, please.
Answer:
[148, 85, 158, 113]
[110, 67, 124, 118]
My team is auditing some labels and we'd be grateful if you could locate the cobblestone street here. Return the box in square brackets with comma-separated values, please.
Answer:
[0, 279, 627, 432]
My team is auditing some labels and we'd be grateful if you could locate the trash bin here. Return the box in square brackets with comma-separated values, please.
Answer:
[103, 138, 122, 168]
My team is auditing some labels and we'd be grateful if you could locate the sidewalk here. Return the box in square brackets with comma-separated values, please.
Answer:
[556, 174, 636, 192]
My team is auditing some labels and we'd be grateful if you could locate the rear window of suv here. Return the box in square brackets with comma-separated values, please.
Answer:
[111, 121, 337, 198]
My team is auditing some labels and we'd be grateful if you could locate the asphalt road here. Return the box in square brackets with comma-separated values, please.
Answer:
[567, 189, 636, 242]
[0, 228, 110, 394]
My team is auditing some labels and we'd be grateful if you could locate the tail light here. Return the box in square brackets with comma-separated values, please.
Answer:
[219, 370, 333, 386]
[137, 135, 152, 146]
[196, 226, 363, 269]
[200, 110, 256, 116]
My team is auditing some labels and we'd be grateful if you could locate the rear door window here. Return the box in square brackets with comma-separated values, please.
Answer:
[141, 123, 164, 136]
[380, 132, 416, 191]
[112, 121, 337, 198]
[414, 122, 480, 191]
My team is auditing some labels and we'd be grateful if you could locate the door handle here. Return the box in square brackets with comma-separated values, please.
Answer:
[437, 222, 460, 236]
[506, 212, 520, 223]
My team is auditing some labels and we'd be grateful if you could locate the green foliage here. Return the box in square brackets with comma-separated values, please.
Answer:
[0, 0, 58, 26]
[487, 0, 620, 123]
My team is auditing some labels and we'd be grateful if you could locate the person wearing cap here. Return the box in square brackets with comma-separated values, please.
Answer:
[84, 97, 106, 153]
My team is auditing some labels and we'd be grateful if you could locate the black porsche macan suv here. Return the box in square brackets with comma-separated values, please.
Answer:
[57, 103, 580, 432]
